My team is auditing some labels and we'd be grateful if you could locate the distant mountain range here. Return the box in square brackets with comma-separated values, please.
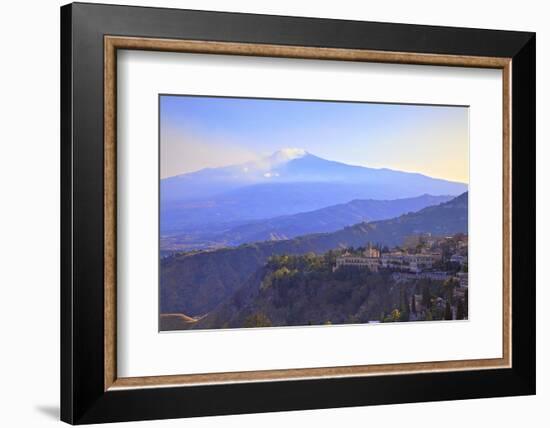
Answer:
[161, 149, 467, 235]
[161, 194, 454, 251]
[160, 192, 468, 316]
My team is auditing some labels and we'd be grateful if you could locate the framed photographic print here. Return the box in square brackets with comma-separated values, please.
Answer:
[60, 2, 536, 424]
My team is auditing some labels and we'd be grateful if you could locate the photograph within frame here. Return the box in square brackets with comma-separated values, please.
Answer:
[103, 30, 528, 402]
[158, 95, 469, 332]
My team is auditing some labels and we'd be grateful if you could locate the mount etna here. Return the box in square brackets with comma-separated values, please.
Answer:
[161, 149, 467, 245]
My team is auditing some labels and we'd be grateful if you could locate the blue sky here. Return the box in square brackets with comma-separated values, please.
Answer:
[160, 95, 468, 183]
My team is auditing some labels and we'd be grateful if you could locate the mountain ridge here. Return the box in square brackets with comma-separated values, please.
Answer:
[161, 150, 467, 235]
[161, 193, 454, 251]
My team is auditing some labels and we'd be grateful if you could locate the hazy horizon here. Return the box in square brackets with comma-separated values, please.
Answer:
[160, 95, 469, 183]
[162, 147, 468, 185]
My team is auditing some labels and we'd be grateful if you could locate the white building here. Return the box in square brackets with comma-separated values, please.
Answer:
[335, 255, 380, 272]
[336, 249, 438, 274]
[380, 252, 406, 270]
[381, 252, 436, 273]
[407, 254, 435, 273]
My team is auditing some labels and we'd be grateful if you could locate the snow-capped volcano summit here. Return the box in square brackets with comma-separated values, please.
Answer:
[267, 148, 308, 164]
[240, 148, 308, 173]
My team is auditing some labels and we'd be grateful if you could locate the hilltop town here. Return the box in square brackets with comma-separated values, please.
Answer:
[333, 233, 468, 322]
[174, 233, 469, 330]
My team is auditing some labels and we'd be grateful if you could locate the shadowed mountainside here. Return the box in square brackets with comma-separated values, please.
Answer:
[189, 260, 417, 330]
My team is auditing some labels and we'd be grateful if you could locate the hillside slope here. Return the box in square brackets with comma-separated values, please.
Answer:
[160, 192, 468, 316]
[191, 256, 430, 330]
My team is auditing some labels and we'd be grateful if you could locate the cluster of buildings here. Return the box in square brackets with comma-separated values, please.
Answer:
[333, 234, 468, 279]
[380, 252, 440, 273]
[333, 246, 383, 272]
[332, 234, 469, 322]
[334, 246, 444, 274]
